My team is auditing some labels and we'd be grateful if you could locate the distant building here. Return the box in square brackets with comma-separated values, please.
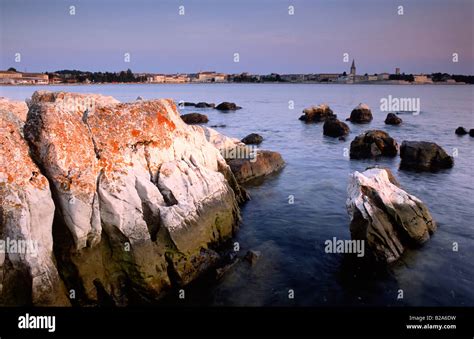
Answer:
[365, 75, 378, 81]
[147, 74, 165, 83]
[414, 74, 433, 84]
[165, 74, 189, 83]
[281, 74, 305, 82]
[318, 73, 340, 82]
[0, 71, 48, 84]
[197, 71, 216, 82]
[377, 73, 390, 80]
[196, 71, 227, 82]
[395, 68, 400, 75]
[350, 60, 356, 76]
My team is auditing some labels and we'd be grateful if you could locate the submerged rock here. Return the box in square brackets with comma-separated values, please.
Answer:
[241, 133, 263, 145]
[21, 91, 245, 305]
[226, 150, 285, 184]
[0, 108, 68, 306]
[350, 130, 398, 159]
[215, 102, 241, 111]
[346, 168, 436, 263]
[180, 112, 209, 124]
[400, 141, 454, 171]
[299, 104, 335, 123]
[384, 113, 402, 125]
[323, 118, 350, 137]
[347, 103, 373, 123]
[244, 250, 261, 266]
[455, 126, 468, 135]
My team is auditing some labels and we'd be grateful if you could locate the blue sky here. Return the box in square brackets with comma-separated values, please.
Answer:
[0, 0, 472, 74]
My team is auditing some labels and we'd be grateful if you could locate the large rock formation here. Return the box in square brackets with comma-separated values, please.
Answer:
[16, 91, 245, 305]
[0, 97, 28, 122]
[347, 103, 373, 123]
[0, 108, 67, 306]
[349, 130, 398, 159]
[323, 118, 350, 137]
[400, 141, 454, 171]
[299, 104, 335, 123]
[346, 168, 436, 263]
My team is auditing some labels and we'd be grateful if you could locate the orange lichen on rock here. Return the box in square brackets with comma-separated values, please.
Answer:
[0, 97, 28, 122]
[0, 109, 48, 189]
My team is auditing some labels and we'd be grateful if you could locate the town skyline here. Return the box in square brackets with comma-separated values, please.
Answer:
[1, 0, 472, 74]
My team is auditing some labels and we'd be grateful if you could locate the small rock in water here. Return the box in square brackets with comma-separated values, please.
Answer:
[400, 141, 454, 171]
[210, 124, 226, 128]
[347, 103, 373, 123]
[299, 104, 335, 123]
[215, 102, 241, 111]
[195, 102, 215, 108]
[470, 129, 474, 137]
[241, 133, 263, 145]
[323, 118, 350, 138]
[349, 130, 398, 159]
[244, 250, 261, 266]
[385, 113, 402, 125]
[180, 112, 209, 124]
[455, 126, 468, 135]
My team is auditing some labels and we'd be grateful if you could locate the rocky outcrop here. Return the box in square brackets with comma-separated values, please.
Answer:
[385, 113, 402, 125]
[180, 113, 209, 124]
[0, 97, 28, 122]
[226, 150, 285, 184]
[323, 118, 350, 137]
[197, 126, 243, 151]
[350, 130, 398, 159]
[18, 91, 246, 305]
[346, 168, 436, 263]
[0, 108, 68, 306]
[400, 141, 454, 172]
[299, 104, 335, 123]
[195, 102, 215, 108]
[215, 102, 241, 111]
[455, 127, 468, 135]
[241, 133, 263, 145]
[347, 103, 373, 123]
[470, 129, 474, 137]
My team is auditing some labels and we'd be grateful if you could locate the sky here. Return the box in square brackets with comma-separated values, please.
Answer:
[0, 0, 473, 74]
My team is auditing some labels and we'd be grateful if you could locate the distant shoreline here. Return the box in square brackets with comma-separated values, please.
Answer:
[0, 82, 471, 87]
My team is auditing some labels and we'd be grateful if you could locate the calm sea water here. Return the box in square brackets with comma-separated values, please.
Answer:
[2, 84, 473, 306]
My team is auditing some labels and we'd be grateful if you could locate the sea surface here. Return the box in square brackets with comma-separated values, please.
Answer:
[2, 83, 473, 306]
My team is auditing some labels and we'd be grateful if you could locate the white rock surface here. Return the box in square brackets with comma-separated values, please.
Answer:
[0, 108, 67, 305]
[346, 168, 436, 262]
